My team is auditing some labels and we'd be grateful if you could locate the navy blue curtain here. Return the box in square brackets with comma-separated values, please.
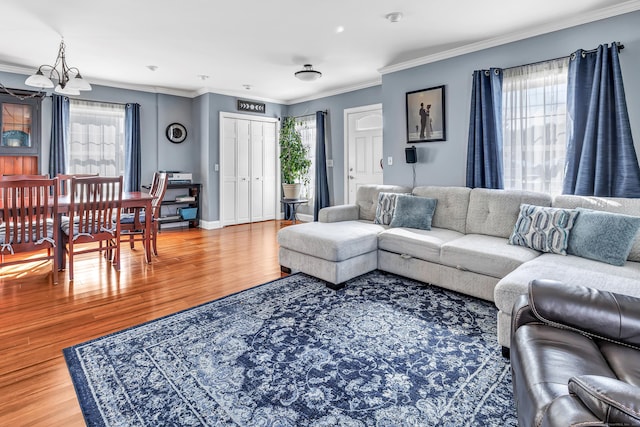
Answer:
[563, 43, 640, 197]
[466, 68, 504, 189]
[314, 111, 330, 221]
[49, 94, 69, 178]
[124, 103, 142, 192]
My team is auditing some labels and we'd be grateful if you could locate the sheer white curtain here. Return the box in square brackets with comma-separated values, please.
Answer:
[68, 100, 126, 176]
[295, 115, 316, 215]
[502, 58, 569, 195]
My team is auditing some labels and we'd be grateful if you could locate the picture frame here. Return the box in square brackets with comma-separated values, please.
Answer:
[406, 85, 446, 143]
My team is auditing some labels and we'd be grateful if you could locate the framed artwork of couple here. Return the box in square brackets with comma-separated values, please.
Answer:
[406, 85, 446, 143]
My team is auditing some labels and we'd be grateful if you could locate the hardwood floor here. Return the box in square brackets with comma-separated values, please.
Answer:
[0, 220, 288, 426]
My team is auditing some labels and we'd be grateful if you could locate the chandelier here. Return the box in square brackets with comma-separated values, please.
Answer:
[24, 40, 91, 95]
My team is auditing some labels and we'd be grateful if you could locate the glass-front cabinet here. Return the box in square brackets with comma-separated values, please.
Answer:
[0, 91, 42, 156]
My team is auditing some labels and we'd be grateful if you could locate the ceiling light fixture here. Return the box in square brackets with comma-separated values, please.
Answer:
[385, 12, 403, 23]
[294, 64, 322, 82]
[24, 40, 91, 96]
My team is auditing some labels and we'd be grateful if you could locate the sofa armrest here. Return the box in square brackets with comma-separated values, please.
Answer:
[510, 294, 541, 339]
[569, 375, 640, 424]
[528, 279, 640, 349]
[319, 205, 359, 223]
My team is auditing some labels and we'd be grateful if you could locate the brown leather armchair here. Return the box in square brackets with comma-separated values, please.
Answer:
[510, 279, 640, 427]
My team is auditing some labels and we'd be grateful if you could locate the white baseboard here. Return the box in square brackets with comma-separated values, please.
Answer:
[199, 220, 222, 230]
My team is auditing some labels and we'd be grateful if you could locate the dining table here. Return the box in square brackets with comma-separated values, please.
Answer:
[56, 191, 156, 265]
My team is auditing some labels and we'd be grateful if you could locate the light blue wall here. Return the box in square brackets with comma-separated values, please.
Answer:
[382, 10, 640, 188]
[286, 85, 382, 205]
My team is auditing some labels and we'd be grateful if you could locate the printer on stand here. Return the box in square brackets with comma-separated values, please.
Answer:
[161, 171, 193, 185]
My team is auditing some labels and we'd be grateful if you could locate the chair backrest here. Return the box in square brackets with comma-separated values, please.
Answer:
[57, 173, 99, 196]
[149, 172, 169, 219]
[1, 174, 48, 180]
[0, 178, 59, 253]
[69, 176, 123, 235]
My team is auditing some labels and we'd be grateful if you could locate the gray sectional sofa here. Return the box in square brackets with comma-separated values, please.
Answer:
[277, 184, 640, 350]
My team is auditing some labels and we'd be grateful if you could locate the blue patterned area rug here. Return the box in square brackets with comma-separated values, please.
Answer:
[64, 271, 517, 426]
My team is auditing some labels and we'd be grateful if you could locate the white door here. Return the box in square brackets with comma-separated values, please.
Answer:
[263, 122, 277, 220]
[345, 104, 383, 204]
[250, 121, 265, 222]
[237, 119, 251, 224]
[222, 117, 238, 226]
[220, 113, 278, 226]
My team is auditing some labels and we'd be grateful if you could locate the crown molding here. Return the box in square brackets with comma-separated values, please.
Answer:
[284, 78, 382, 105]
[378, 0, 640, 75]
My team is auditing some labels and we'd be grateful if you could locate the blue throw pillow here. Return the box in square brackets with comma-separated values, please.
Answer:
[389, 194, 437, 230]
[509, 204, 578, 255]
[567, 208, 640, 266]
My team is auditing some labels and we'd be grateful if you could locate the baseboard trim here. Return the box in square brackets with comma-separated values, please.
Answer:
[199, 220, 221, 230]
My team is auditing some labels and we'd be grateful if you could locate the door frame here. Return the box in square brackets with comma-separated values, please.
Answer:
[343, 103, 383, 204]
[219, 112, 280, 226]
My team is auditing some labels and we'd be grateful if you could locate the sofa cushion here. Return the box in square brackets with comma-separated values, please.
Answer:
[567, 208, 640, 266]
[277, 221, 383, 262]
[389, 195, 437, 230]
[355, 185, 413, 221]
[440, 234, 540, 278]
[377, 227, 464, 264]
[374, 192, 408, 225]
[412, 186, 471, 234]
[466, 189, 552, 238]
[553, 195, 640, 262]
[509, 204, 578, 255]
[494, 253, 640, 316]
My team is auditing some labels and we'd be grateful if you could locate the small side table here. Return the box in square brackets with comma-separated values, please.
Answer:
[280, 198, 308, 224]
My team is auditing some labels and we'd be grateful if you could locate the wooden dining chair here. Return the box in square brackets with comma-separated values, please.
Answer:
[56, 173, 99, 196]
[119, 172, 168, 256]
[61, 176, 122, 281]
[0, 178, 59, 283]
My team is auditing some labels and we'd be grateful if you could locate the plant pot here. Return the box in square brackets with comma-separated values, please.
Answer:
[282, 183, 301, 199]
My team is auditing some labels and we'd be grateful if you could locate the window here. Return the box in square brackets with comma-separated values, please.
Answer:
[68, 100, 125, 176]
[502, 58, 569, 196]
[295, 115, 316, 215]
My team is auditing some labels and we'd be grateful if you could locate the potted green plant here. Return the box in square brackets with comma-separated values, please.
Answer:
[279, 117, 311, 199]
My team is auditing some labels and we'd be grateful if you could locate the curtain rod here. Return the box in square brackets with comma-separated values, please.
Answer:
[293, 110, 327, 119]
[503, 42, 624, 71]
[46, 95, 130, 107]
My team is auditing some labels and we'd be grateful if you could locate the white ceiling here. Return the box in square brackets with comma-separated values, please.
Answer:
[0, 0, 638, 104]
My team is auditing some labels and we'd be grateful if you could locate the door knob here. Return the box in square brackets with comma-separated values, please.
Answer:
[349, 175, 355, 179]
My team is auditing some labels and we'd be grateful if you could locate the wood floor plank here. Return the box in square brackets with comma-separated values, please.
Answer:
[0, 220, 288, 426]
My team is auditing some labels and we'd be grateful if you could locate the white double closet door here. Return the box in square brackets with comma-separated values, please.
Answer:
[221, 113, 278, 226]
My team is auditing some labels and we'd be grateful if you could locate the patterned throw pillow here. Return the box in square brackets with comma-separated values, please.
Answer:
[509, 204, 579, 255]
[374, 192, 406, 225]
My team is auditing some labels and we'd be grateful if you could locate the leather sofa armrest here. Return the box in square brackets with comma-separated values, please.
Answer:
[528, 279, 640, 348]
[510, 294, 540, 337]
[568, 375, 640, 424]
[319, 205, 359, 223]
